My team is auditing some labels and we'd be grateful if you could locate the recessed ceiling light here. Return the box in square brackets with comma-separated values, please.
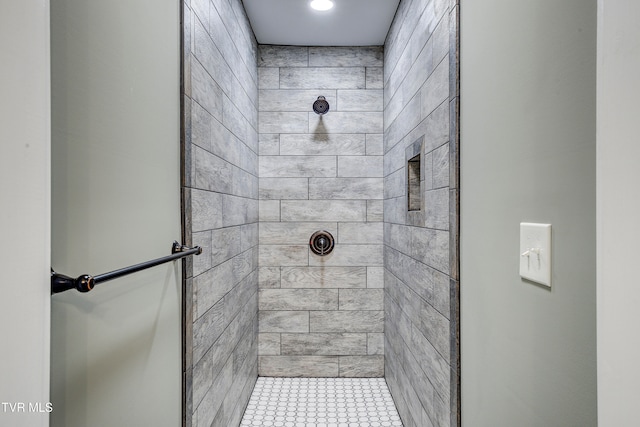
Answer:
[310, 0, 334, 11]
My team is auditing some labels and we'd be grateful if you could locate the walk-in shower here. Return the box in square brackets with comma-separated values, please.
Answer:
[181, 0, 460, 426]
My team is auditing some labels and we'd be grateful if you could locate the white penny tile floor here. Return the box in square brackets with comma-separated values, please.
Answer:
[240, 377, 403, 427]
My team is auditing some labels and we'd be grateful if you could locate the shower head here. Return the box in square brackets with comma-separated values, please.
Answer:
[313, 96, 330, 115]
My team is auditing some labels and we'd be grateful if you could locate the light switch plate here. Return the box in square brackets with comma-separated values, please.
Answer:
[519, 223, 552, 287]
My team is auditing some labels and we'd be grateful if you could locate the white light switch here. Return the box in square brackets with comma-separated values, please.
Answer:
[519, 223, 551, 287]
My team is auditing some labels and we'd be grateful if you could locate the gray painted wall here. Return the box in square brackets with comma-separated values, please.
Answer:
[598, 0, 640, 422]
[460, 0, 597, 425]
[182, 0, 259, 425]
[383, 0, 459, 425]
[50, 0, 181, 425]
[0, 2, 50, 426]
[257, 46, 385, 377]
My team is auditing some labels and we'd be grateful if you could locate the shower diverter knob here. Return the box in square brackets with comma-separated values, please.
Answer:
[310, 230, 335, 256]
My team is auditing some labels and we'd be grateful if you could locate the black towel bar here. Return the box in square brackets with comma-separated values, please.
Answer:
[51, 241, 202, 294]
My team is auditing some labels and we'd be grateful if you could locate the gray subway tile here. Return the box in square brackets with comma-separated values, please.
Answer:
[339, 355, 384, 377]
[425, 188, 449, 230]
[191, 98, 212, 152]
[310, 311, 384, 333]
[192, 347, 213, 408]
[411, 228, 450, 274]
[194, 18, 234, 104]
[258, 67, 279, 89]
[424, 150, 434, 191]
[191, 189, 223, 232]
[259, 266, 281, 289]
[383, 196, 407, 225]
[259, 112, 308, 133]
[193, 299, 226, 363]
[259, 244, 309, 267]
[400, 41, 436, 114]
[338, 222, 383, 244]
[281, 266, 367, 289]
[240, 223, 258, 251]
[259, 155, 336, 178]
[259, 177, 309, 200]
[384, 168, 405, 200]
[309, 178, 383, 200]
[259, 289, 339, 310]
[194, 146, 233, 193]
[280, 133, 366, 156]
[450, 190, 459, 280]
[259, 134, 279, 155]
[432, 11, 451, 63]
[366, 134, 384, 155]
[191, 0, 209, 29]
[432, 142, 450, 189]
[384, 141, 405, 176]
[223, 268, 257, 322]
[280, 333, 367, 356]
[309, 244, 383, 267]
[416, 299, 451, 364]
[191, 58, 224, 121]
[259, 200, 280, 221]
[258, 333, 281, 355]
[385, 246, 450, 317]
[309, 112, 383, 134]
[385, 94, 421, 148]
[259, 222, 337, 245]
[309, 47, 383, 67]
[410, 323, 450, 405]
[222, 194, 257, 227]
[366, 67, 384, 89]
[367, 200, 384, 221]
[367, 266, 384, 289]
[337, 90, 384, 112]
[280, 67, 365, 90]
[281, 200, 366, 222]
[337, 156, 384, 178]
[422, 407, 436, 427]
[420, 90, 451, 154]
[259, 311, 309, 333]
[259, 45, 308, 67]
[223, 95, 251, 145]
[193, 260, 234, 319]
[367, 333, 385, 355]
[421, 58, 450, 119]
[259, 89, 337, 112]
[339, 289, 384, 311]
[195, 357, 232, 427]
[210, 116, 239, 165]
[259, 356, 338, 377]
[192, 231, 212, 276]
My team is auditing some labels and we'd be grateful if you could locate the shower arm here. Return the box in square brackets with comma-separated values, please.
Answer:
[50, 241, 202, 294]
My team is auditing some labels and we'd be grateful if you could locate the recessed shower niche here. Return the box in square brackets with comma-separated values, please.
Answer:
[406, 137, 425, 227]
[408, 153, 421, 212]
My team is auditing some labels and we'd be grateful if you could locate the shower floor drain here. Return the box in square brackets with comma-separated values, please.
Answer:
[240, 377, 403, 427]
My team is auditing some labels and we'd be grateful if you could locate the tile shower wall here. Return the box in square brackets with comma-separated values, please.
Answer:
[383, 0, 460, 426]
[257, 46, 385, 377]
[182, 0, 259, 426]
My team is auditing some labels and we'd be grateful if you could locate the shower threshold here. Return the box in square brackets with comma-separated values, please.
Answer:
[240, 377, 403, 427]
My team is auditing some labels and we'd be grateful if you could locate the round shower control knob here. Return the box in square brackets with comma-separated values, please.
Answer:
[310, 230, 335, 256]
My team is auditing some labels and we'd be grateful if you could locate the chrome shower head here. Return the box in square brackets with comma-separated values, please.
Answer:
[313, 96, 330, 115]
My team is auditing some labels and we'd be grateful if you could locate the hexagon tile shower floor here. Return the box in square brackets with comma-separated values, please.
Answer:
[240, 377, 403, 427]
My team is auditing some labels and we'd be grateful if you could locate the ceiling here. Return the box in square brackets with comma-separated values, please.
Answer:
[242, 0, 401, 46]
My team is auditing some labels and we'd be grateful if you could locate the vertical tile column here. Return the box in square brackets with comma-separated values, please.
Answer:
[257, 46, 385, 377]
[182, 0, 259, 426]
[383, 0, 460, 425]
